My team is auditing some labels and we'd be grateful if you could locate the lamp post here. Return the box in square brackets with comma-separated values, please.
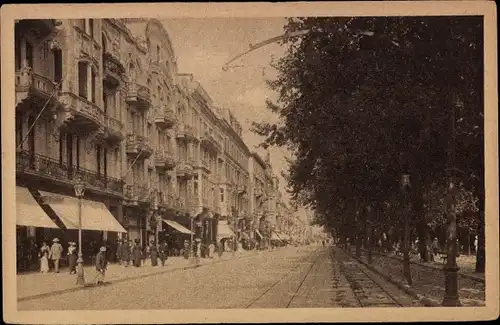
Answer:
[73, 176, 86, 286]
[401, 174, 412, 286]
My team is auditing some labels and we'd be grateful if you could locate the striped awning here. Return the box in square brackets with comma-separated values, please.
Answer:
[16, 187, 59, 229]
[163, 219, 193, 235]
[39, 191, 126, 233]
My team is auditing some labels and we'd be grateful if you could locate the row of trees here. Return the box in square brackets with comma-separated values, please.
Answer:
[253, 16, 484, 272]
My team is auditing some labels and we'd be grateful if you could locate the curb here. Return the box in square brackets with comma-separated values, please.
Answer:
[344, 249, 440, 307]
[18, 251, 259, 302]
[366, 249, 485, 283]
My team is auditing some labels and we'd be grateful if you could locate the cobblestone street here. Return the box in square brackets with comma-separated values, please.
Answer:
[18, 245, 423, 310]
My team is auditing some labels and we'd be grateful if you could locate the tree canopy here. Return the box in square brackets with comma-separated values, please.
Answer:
[253, 16, 483, 243]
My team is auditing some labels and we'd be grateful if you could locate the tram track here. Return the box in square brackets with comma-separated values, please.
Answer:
[245, 247, 325, 308]
[336, 248, 419, 307]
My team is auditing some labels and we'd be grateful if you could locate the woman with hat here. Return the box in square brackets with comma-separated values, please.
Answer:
[132, 239, 142, 267]
[149, 240, 158, 267]
[39, 241, 50, 274]
[94, 246, 107, 285]
[67, 242, 77, 274]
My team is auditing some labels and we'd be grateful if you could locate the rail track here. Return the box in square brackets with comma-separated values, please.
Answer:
[245, 247, 325, 308]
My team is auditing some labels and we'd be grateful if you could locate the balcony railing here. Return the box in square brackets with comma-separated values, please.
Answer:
[126, 82, 151, 109]
[201, 131, 222, 153]
[104, 114, 124, 142]
[126, 133, 153, 159]
[154, 105, 177, 129]
[176, 161, 195, 179]
[124, 183, 151, 203]
[16, 149, 124, 195]
[103, 51, 125, 88]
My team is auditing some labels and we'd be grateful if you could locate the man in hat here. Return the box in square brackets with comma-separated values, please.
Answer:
[49, 238, 63, 273]
[95, 246, 107, 285]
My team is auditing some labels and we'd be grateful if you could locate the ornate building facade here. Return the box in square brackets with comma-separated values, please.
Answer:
[14, 18, 290, 263]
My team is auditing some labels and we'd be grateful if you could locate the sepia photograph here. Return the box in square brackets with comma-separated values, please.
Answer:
[1, 1, 498, 323]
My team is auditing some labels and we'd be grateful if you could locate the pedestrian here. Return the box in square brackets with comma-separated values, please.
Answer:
[121, 240, 131, 267]
[132, 239, 142, 267]
[142, 242, 148, 266]
[116, 239, 123, 265]
[159, 239, 167, 266]
[67, 242, 77, 274]
[474, 235, 478, 252]
[94, 246, 107, 285]
[183, 240, 189, 259]
[49, 238, 63, 273]
[150, 240, 158, 267]
[39, 241, 50, 274]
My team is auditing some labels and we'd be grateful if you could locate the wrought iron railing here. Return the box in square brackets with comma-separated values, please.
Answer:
[16, 150, 124, 194]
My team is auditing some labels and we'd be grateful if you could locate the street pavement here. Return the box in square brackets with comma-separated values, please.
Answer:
[18, 244, 422, 310]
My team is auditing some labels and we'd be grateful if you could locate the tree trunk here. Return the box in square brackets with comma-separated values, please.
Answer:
[475, 210, 485, 273]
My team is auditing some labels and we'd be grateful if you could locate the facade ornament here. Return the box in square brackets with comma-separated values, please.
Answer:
[49, 39, 61, 51]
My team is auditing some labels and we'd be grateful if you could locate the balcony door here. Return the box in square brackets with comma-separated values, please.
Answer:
[66, 133, 74, 178]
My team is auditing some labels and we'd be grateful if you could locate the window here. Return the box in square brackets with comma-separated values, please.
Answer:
[88, 19, 95, 38]
[59, 131, 64, 165]
[102, 33, 107, 53]
[156, 45, 160, 62]
[103, 92, 108, 114]
[96, 144, 102, 177]
[25, 41, 33, 69]
[27, 115, 35, 153]
[75, 136, 80, 169]
[91, 67, 96, 103]
[220, 188, 224, 203]
[78, 61, 88, 98]
[15, 31, 21, 70]
[53, 49, 62, 84]
[103, 148, 108, 179]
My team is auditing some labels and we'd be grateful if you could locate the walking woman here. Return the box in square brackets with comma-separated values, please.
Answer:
[67, 242, 77, 274]
[132, 239, 142, 267]
[39, 241, 50, 274]
[121, 240, 131, 267]
[159, 239, 167, 266]
[150, 241, 158, 267]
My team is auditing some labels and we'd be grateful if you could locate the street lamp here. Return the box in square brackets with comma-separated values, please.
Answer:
[401, 174, 412, 286]
[73, 176, 86, 285]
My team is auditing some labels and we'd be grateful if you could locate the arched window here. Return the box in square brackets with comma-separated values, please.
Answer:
[156, 45, 161, 62]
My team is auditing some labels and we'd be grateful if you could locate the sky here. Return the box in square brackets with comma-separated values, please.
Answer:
[163, 18, 294, 205]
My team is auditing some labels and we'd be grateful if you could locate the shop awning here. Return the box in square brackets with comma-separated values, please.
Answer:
[38, 191, 126, 233]
[16, 187, 60, 229]
[163, 219, 193, 235]
[217, 221, 234, 239]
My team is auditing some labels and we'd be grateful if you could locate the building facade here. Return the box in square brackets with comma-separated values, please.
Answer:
[14, 18, 293, 267]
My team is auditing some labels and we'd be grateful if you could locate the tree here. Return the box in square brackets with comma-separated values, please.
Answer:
[253, 16, 484, 265]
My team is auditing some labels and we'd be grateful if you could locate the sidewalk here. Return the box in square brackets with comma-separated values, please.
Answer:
[345, 247, 485, 307]
[17, 249, 258, 302]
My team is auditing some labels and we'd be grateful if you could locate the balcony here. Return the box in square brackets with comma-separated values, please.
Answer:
[201, 131, 222, 153]
[58, 92, 105, 132]
[154, 149, 176, 171]
[176, 161, 195, 179]
[126, 82, 151, 110]
[104, 115, 124, 144]
[154, 105, 177, 129]
[16, 149, 124, 197]
[123, 183, 151, 205]
[103, 51, 126, 88]
[176, 124, 197, 142]
[16, 19, 59, 39]
[15, 70, 59, 115]
[126, 134, 153, 159]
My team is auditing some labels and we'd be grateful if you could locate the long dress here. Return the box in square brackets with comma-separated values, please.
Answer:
[132, 245, 142, 267]
[67, 246, 77, 274]
[39, 246, 50, 273]
[158, 242, 167, 266]
[150, 245, 158, 266]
